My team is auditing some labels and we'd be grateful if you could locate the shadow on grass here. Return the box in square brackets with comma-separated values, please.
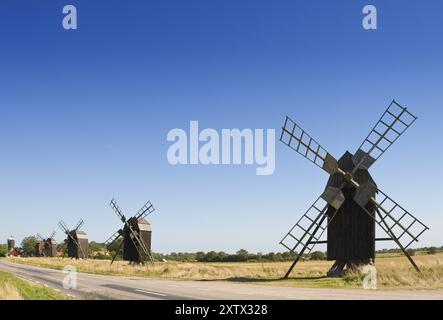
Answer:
[197, 275, 329, 283]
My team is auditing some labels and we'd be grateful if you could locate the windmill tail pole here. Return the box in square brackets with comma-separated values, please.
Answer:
[375, 209, 421, 273]
[283, 255, 303, 279]
[110, 239, 124, 265]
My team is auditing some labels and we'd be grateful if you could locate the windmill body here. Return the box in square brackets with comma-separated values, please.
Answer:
[34, 240, 45, 257]
[326, 152, 376, 268]
[123, 217, 152, 263]
[43, 238, 57, 257]
[67, 230, 88, 259]
[279, 100, 429, 278]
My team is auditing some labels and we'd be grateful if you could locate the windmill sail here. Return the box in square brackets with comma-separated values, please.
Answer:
[280, 116, 339, 175]
[353, 100, 417, 171]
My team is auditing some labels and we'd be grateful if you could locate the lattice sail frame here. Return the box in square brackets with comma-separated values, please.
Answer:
[135, 201, 155, 221]
[280, 197, 340, 257]
[57, 220, 70, 234]
[105, 230, 122, 247]
[281, 116, 340, 175]
[110, 198, 126, 222]
[353, 100, 417, 170]
[370, 189, 428, 249]
[280, 117, 328, 168]
[73, 219, 84, 231]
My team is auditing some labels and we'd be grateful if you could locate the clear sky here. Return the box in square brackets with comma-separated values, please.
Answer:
[0, 1, 442, 253]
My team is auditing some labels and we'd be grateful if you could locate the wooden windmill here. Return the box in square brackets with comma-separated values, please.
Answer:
[58, 219, 89, 259]
[36, 231, 57, 257]
[105, 199, 155, 265]
[279, 100, 429, 277]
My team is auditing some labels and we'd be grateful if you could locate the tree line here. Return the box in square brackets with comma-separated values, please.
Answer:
[153, 250, 304, 262]
[1, 237, 442, 261]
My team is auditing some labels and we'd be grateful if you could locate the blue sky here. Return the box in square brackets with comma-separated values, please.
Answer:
[0, 1, 442, 253]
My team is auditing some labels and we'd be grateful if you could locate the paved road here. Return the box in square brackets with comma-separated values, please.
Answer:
[1, 260, 442, 300]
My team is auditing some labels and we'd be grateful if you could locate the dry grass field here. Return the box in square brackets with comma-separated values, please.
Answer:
[6, 252, 443, 290]
[0, 282, 23, 300]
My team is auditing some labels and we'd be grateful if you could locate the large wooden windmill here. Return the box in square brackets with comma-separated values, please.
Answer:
[105, 199, 155, 265]
[279, 100, 429, 278]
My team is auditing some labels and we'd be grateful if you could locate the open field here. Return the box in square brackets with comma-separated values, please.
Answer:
[2, 260, 441, 300]
[4, 252, 443, 291]
[0, 270, 67, 300]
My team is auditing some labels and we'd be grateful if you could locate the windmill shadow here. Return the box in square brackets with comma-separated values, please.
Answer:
[280, 275, 329, 281]
[196, 275, 328, 283]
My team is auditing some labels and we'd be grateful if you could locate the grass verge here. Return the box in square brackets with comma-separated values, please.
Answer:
[0, 269, 67, 300]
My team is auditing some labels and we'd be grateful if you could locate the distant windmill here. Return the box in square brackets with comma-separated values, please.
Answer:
[35, 234, 45, 257]
[279, 100, 429, 277]
[36, 232, 57, 257]
[105, 199, 155, 265]
[58, 219, 89, 259]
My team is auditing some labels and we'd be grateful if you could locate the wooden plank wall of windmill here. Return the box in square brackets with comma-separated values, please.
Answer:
[326, 152, 377, 263]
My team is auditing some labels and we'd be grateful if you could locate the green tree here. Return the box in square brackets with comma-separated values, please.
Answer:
[0, 244, 7, 257]
[255, 252, 263, 261]
[274, 252, 284, 262]
[195, 251, 206, 262]
[264, 252, 275, 261]
[21, 236, 38, 256]
[310, 251, 326, 260]
[205, 251, 218, 262]
[89, 241, 106, 252]
[235, 249, 249, 262]
[153, 252, 165, 261]
[281, 251, 296, 261]
[428, 247, 437, 255]
[216, 251, 228, 262]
